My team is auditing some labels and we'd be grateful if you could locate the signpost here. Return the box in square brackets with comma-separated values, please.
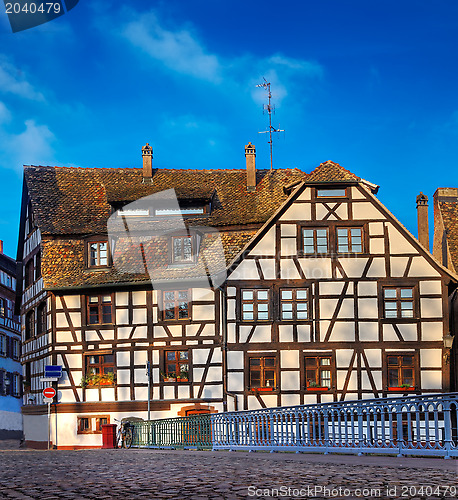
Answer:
[43, 387, 56, 450]
[44, 366, 62, 379]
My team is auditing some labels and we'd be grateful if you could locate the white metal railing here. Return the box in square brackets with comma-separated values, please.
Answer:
[211, 393, 458, 458]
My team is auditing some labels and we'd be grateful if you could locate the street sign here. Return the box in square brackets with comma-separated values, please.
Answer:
[45, 365, 62, 379]
[40, 377, 59, 383]
[43, 397, 54, 404]
[43, 387, 56, 399]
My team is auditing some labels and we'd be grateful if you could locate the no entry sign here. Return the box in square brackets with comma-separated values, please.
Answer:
[42, 387, 56, 399]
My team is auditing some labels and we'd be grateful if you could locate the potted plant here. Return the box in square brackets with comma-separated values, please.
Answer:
[177, 370, 189, 382]
[81, 372, 115, 388]
[23, 380, 31, 394]
[306, 381, 329, 391]
[162, 371, 176, 382]
[388, 384, 414, 391]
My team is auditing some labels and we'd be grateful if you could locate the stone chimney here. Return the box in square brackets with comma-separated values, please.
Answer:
[0, 240, 3, 254]
[245, 142, 256, 192]
[142, 143, 153, 183]
[416, 192, 429, 250]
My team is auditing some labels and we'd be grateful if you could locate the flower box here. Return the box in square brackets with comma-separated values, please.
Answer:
[306, 387, 330, 391]
[388, 387, 415, 391]
[177, 378, 189, 382]
[251, 387, 274, 392]
[164, 378, 176, 383]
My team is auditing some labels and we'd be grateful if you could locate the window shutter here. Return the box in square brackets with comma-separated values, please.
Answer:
[6, 336, 11, 358]
[0, 370, 3, 393]
[6, 372, 12, 396]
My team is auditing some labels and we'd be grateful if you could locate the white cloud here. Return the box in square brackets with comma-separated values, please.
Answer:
[122, 12, 222, 83]
[0, 58, 45, 101]
[0, 101, 11, 124]
[0, 115, 56, 172]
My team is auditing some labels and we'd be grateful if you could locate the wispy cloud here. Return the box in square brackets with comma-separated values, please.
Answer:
[122, 12, 222, 83]
[0, 57, 45, 101]
[0, 110, 56, 173]
[0, 101, 11, 124]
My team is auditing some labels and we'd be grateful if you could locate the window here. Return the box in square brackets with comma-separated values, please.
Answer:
[164, 350, 189, 381]
[305, 355, 333, 389]
[36, 252, 41, 279]
[0, 334, 6, 356]
[87, 295, 112, 325]
[248, 355, 277, 390]
[337, 227, 363, 253]
[24, 260, 34, 288]
[162, 290, 190, 320]
[280, 289, 310, 321]
[25, 310, 34, 340]
[316, 188, 346, 197]
[88, 241, 108, 267]
[77, 415, 110, 434]
[12, 373, 20, 397]
[0, 298, 4, 317]
[12, 339, 19, 360]
[37, 303, 46, 335]
[84, 354, 115, 386]
[156, 207, 205, 216]
[302, 228, 328, 254]
[172, 236, 194, 263]
[383, 287, 415, 319]
[241, 289, 270, 321]
[387, 354, 415, 389]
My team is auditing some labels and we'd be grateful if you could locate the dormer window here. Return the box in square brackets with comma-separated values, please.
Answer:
[155, 207, 205, 216]
[89, 241, 108, 267]
[172, 235, 195, 264]
[316, 188, 347, 197]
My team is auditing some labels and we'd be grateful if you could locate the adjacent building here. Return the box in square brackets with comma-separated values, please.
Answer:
[0, 242, 21, 440]
[17, 144, 457, 448]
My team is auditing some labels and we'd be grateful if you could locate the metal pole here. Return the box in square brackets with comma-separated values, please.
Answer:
[146, 361, 151, 421]
[47, 401, 50, 450]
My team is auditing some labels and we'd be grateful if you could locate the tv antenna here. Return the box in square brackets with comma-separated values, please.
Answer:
[256, 78, 284, 170]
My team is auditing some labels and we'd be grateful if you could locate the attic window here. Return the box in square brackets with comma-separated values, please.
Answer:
[316, 188, 346, 197]
[155, 207, 205, 216]
[119, 208, 150, 217]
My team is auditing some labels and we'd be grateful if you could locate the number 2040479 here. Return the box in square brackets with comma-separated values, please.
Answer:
[5, 3, 62, 14]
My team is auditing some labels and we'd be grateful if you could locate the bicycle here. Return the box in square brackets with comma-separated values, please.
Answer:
[114, 419, 133, 449]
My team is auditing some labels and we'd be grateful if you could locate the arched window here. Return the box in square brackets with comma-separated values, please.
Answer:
[25, 310, 34, 340]
[37, 303, 46, 335]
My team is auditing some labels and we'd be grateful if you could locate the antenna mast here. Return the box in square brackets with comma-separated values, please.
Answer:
[256, 78, 284, 170]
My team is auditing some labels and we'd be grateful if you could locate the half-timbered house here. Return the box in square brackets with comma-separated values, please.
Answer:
[17, 144, 457, 448]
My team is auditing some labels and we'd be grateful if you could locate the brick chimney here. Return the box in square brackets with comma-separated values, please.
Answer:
[142, 143, 153, 183]
[416, 192, 429, 250]
[245, 142, 256, 192]
[0, 240, 3, 254]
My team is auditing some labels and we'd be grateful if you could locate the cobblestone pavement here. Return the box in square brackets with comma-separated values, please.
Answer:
[0, 448, 456, 500]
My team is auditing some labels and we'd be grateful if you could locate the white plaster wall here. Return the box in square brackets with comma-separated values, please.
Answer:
[281, 371, 300, 391]
[227, 351, 243, 368]
[23, 414, 47, 442]
[0, 410, 22, 432]
[280, 203, 311, 221]
[280, 350, 299, 369]
[419, 281, 442, 295]
[249, 226, 276, 256]
[352, 202, 385, 220]
[420, 298, 442, 318]
[420, 349, 442, 368]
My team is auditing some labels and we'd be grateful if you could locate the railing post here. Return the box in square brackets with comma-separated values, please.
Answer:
[323, 411, 329, 455]
[396, 404, 404, 458]
[357, 406, 364, 456]
[443, 404, 452, 459]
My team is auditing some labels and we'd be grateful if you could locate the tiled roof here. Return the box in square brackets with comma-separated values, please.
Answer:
[306, 161, 360, 182]
[439, 200, 458, 272]
[24, 160, 364, 289]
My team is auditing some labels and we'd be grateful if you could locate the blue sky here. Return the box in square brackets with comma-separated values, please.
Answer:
[0, 1, 457, 258]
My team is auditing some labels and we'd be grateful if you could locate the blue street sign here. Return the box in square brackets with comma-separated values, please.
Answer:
[44, 365, 62, 378]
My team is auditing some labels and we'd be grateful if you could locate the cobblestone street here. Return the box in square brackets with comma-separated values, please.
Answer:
[0, 444, 456, 500]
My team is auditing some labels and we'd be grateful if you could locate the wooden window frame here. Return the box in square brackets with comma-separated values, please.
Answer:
[301, 227, 329, 255]
[279, 287, 311, 322]
[240, 288, 271, 323]
[87, 240, 110, 268]
[25, 310, 34, 340]
[84, 353, 116, 387]
[36, 302, 46, 336]
[304, 353, 335, 391]
[336, 226, 364, 254]
[385, 352, 417, 391]
[77, 415, 110, 434]
[35, 252, 41, 279]
[24, 260, 34, 288]
[247, 353, 279, 392]
[12, 372, 21, 397]
[11, 339, 19, 361]
[163, 350, 190, 383]
[170, 235, 196, 264]
[314, 187, 348, 199]
[86, 294, 113, 325]
[382, 286, 417, 320]
[160, 289, 192, 321]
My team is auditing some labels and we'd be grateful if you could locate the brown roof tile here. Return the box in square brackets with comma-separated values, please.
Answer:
[439, 200, 458, 271]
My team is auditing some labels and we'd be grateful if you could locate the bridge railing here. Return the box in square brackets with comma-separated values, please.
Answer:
[130, 413, 212, 449]
[211, 393, 458, 458]
[129, 393, 458, 458]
